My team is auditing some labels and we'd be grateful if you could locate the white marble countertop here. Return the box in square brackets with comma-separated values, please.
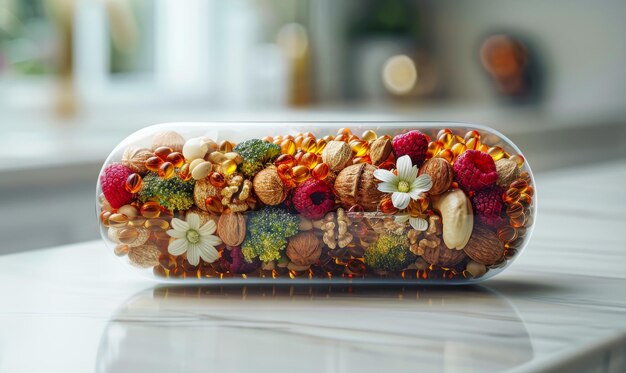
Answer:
[1, 161, 625, 372]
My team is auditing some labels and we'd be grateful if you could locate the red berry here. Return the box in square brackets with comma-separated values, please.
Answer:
[472, 186, 505, 228]
[392, 130, 429, 166]
[453, 150, 498, 192]
[292, 179, 335, 219]
[100, 163, 135, 209]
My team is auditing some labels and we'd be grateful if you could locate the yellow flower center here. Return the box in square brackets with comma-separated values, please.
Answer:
[186, 229, 200, 244]
[397, 180, 410, 193]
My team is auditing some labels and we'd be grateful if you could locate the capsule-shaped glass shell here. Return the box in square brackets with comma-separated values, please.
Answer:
[96, 122, 536, 283]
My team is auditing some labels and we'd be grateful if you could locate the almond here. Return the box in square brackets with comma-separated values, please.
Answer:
[369, 137, 392, 165]
[217, 210, 246, 246]
[463, 225, 504, 266]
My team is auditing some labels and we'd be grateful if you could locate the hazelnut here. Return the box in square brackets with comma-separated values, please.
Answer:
[252, 166, 287, 205]
[334, 163, 384, 210]
[121, 147, 152, 174]
[322, 141, 353, 171]
[419, 158, 453, 195]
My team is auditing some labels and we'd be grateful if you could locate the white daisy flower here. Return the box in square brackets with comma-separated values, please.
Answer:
[373, 155, 433, 210]
[166, 213, 222, 266]
[395, 214, 429, 231]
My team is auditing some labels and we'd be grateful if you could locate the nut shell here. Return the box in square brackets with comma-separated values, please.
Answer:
[128, 244, 161, 268]
[369, 137, 392, 166]
[121, 147, 152, 174]
[322, 141, 353, 171]
[495, 158, 520, 187]
[419, 158, 453, 195]
[253, 166, 287, 205]
[463, 225, 504, 266]
[193, 178, 222, 211]
[151, 131, 185, 152]
[422, 242, 468, 267]
[334, 163, 384, 210]
[286, 232, 322, 266]
[217, 211, 246, 246]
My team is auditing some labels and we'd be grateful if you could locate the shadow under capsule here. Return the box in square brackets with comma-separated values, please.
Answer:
[96, 283, 534, 373]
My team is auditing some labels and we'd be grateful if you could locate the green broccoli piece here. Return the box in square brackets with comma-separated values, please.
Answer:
[364, 233, 416, 272]
[138, 172, 195, 211]
[241, 206, 299, 262]
[233, 139, 281, 177]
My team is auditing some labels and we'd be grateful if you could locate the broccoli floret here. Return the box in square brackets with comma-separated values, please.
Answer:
[241, 206, 299, 262]
[138, 172, 195, 211]
[364, 233, 416, 272]
[233, 139, 281, 177]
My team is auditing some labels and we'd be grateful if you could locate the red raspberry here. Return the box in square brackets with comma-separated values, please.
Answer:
[292, 179, 335, 219]
[392, 130, 429, 166]
[453, 150, 498, 192]
[100, 163, 134, 209]
[472, 187, 506, 228]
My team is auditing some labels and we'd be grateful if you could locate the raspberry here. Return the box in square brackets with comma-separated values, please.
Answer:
[292, 179, 335, 219]
[224, 247, 260, 274]
[100, 163, 134, 209]
[472, 186, 506, 228]
[453, 150, 498, 192]
[392, 130, 429, 166]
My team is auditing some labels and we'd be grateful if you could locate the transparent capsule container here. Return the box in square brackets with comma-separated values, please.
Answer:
[96, 122, 536, 283]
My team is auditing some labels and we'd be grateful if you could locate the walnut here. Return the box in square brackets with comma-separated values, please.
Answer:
[422, 242, 467, 267]
[221, 174, 253, 212]
[252, 166, 287, 205]
[408, 215, 443, 256]
[316, 208, 353, 249]
[217, 210, 246, 246]
[286, 232, 322, 266]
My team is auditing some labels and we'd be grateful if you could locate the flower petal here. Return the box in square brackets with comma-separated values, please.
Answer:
[198, 220, 217, 236]
[168, 238, 188, 256]
[396, 155, 413, 180]
[408, 165, 418, 180]
[186, 246, 200, 266]
[373, 169, 396, 183]
[203, 235, 222, 246]
[395, 214, 410, 223]
[198, 243, 219, 263]
[412, 174, 432, 192]
[407, 188, 423, 200]
[166, 229, 186, 239]
[409, 217, 428, 231]
[391, 192, 410, 210]
[186, 213, 201, 230]
[377, 181, 398, 193]
[170, 218, 189, 232]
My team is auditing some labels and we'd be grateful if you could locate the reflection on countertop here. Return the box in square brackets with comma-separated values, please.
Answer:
[97, 285, 533, 372]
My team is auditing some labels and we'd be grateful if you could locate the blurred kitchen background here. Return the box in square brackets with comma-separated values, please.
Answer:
[1, 0, 625, 254]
